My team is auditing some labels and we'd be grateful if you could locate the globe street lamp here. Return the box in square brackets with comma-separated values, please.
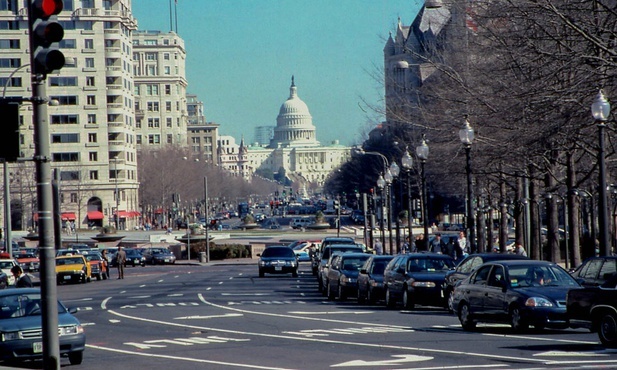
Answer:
[376, 174, 387, 250]
[459, 116, 475, 253]
[416, 136, 429, 250]
[401, 148, 414, 250]
[592, 90, 611, 256]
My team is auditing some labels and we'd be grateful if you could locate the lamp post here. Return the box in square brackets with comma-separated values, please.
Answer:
[416, 136, 429, 250]
[592, 90, 611, 256]
[401, 148, 414, 250]
[389, 161, 400, 253]
[376, 174, 386, 250]
[459, 116, 475, 253]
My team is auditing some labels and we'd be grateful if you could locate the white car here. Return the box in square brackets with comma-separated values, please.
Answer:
[0, 259, 18, 285]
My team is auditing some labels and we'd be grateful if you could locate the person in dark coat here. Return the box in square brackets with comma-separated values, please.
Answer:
[11, 265, 33, 288]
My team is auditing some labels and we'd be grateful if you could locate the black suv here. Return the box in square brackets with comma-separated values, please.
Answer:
[317, 244, 363, 293]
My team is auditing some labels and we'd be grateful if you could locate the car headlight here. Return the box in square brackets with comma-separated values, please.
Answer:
[411, 281, 436, 288]
[60, 325, 84, 335]
[2, 332, 20, 341]
[370, 281, 383, 288]
[525, 297, 554, 307]
[341, 276, 356, 284]
[259, 261, 267, 266]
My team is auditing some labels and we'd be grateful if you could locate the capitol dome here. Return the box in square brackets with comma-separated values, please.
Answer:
[270, 76, 320, 148]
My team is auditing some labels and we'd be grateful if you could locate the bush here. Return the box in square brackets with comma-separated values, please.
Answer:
[208, 244, 251, 260]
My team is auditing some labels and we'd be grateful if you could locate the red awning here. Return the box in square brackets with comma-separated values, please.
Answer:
[115, 211, 131, 218]
[154, 208, 164, 214]
[61, 212, 76, 221]
[87, 211, 104, 220]
[130, 211, 141, 217]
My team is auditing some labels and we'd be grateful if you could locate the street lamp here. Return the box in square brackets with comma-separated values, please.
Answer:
[377, 174, 386, 250]
[592, 90, 611, 256]
[416, 136, 429, 250]
[459, 116, 475, 253]
[401, 148, 414, 250]
[389, 162, 400, 253]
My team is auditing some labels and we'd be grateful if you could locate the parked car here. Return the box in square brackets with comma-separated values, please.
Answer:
[15, 253, 40, 273]
[142, 248, 176, 265]
[291, 242, 313, 262]
[452, 260, 580, 331]
[257, 246, 298, 277]
[443, 253, 529, 311]
[0, 259, 19, 285]
[325, 252, 372, 300]
[0, 288, 85, 364]
[311, 237, 356, 275]
[55, 255, 91, 284]
[357, 255, 395, 304]
[570, 256, 617, 287]
[122, 248, 146, 267]
[317, 244, 364, 292]
[567, 275, 617, 347]
[290, 218, 314, 229]
[383, 253, 455, 309]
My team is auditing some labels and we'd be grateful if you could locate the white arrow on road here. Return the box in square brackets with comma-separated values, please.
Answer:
[331, 354, 433, 367]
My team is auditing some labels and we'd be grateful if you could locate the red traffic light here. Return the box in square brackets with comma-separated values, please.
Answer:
[34, 0, 63, 18]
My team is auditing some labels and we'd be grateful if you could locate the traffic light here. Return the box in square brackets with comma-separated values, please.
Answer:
[28, 0, 65, 76]
[0, 102, 20, 162]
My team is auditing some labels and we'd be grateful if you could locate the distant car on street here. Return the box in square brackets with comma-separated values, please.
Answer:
[258, 246, 298, 278]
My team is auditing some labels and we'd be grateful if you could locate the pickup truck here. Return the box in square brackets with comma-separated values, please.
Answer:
[567, 278, 617, 347]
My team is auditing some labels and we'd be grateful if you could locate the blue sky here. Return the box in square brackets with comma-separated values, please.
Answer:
[132, 0, 423, 146]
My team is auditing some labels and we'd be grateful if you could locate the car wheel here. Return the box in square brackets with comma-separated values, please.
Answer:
[403, 288, 415, 310]
[446, 288, 455, 313]
[598, 312, 617, 347]
[96, 274, 101, 281]
[385, 288, 396, 309]
[510, 306, 529, 332]
[459, 302, 476, 331]
[327, 283, 335, 300]
[68, 351, 83, 365]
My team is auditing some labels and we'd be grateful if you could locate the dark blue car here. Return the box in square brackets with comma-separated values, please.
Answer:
[357, 255, 395, 304]
[452, 260, 581, 331]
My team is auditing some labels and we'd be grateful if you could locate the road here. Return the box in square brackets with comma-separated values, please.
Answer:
[7, 260, 617, 369]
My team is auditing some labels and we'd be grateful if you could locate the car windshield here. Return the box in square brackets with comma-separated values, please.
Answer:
[57, 257, 83, 265]
[341, 256, 370, 271]
[508, 264, 579, 288]
[84, 254, 101, 261]
[0, 261, 14, 269]
[407, 257, 454, 272]
[261, 247, 294, 258]
[370, 260, 390, 275]
[0, 293, 66, 319]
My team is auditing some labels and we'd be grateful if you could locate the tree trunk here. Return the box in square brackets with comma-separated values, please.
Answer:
[566, 152, 581, 267]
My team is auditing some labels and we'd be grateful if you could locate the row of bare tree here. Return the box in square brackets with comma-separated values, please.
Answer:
[325, 0, 617, 267]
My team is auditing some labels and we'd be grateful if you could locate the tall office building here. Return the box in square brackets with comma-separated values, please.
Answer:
[132, 30, 188, 149]
[0, 0, 141, 230]
[186, 94, 218, 163]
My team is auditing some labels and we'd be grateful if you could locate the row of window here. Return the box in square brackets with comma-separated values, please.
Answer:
[135, 134, 176, 145]
[136, 83, 179, 96]
[136, 116, 182, 129]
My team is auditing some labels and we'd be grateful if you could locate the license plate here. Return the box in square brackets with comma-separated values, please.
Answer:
[164, 259, 169, 262]
[33, 342, 42, 353]
[63, 276, 71, 280]
[275, 266, 282, 271]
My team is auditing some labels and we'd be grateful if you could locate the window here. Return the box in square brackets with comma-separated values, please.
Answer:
[0, 40, 19, 49]
[472, 265, 491, 285]
[166, 117, 172, 127]
[86, 95, 96, 105]
[89, 171, 98, 180]
[60, 171, 80, 181]
[147, 102, 159, 112]
[59, 39, 76, 49]
[52, 153, 79, 162]
[148, 134, 160, 144]
[84, 39, 94, 49]
[82, 21, 93, 30]
[58, 21, 77, 30]
[167, 134, 173, 144]
[51, 115, 79, 124]
[85, 58, 95, 68]
[165, 85, 171, 95]
[164, 66, 170, 75]
[147, 65, 156, 75]
[163, 53, 170, 60]
[64, 57, 77, 68]
[87, 114, 97, 124]
[70, 193, 78, 203]
[135, 119, 141, 128]
[136, 135, 142, 144]
[50, 96, 77, 105]
[51, 133, 79, 143]
[0, 77, 21, 87]
[86, 77, 95, 86]
[88, 133, 97, 143]
[144, 40, 157, 45]
[145, 52, 157, 61]
[0, 58, 20, 68]
[165, 101, 172, 112]
[49, 77, 77, 86]
[146, 84, 159, 95]
[147, 118, 160, 128]
[82, 0, 95, 9]
[0, 21, 19, 30]
[89, 152, 98, 161]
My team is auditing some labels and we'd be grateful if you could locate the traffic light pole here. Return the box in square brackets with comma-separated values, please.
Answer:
[32, 73, 60, 369]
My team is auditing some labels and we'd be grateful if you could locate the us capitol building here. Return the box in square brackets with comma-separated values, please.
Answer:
[219, 77, 351, 189]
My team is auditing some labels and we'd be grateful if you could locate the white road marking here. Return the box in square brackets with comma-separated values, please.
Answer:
[221, 293, 271, 296]
[534, 351, 609, 357]
[109, 319, 121, 323]
[174, 313, 243, 320]
[86, 343, 292, 369]
[81, 322, 96, 326]
[218, 281, 223, 284]
[485, 333, 598, 345]
[331, 354, 433, 367]
[63, 298, 93, 302]
[288, 311, 372, 315]
[167, 293, 183, 297]
[128, 295, 150, 299]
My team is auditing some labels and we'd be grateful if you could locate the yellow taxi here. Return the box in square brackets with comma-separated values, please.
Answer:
[55, 255, 91, 284]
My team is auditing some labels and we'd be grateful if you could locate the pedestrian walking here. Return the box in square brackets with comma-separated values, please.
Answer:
[11, 265, 33, 288]
[429, 233, 445, 254]
[101, 249, 111, 279]
[374, 240, 383, 255]
[514, 243, 527, 257]
[116, 246, 126, 279]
